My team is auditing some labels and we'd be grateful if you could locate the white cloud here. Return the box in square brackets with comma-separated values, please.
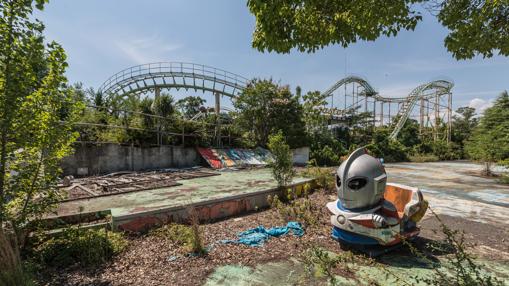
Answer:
[468, 98, 493, 114]
[115, 34, 183, 65]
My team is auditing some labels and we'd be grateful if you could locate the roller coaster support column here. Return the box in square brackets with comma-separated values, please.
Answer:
[448, 92, 452, 142]
[434, 92, 439, 141]
[420, 98, 424, 136]
[155, 87, 161, 145]
[215, 92, 221, 147]
[373, 100, 376, 127]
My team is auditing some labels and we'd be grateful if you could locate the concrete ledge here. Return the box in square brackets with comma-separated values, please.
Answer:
[112, 179, 315, 232]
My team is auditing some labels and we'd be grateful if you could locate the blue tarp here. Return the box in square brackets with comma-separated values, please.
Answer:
[221, 221, 304, 247]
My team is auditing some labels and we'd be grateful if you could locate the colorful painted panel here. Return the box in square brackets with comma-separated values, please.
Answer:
[197, 148, 273, 169]
[197, 147, 223, 169]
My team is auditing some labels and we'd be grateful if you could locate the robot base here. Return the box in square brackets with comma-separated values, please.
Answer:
[331, 227, 412, 257]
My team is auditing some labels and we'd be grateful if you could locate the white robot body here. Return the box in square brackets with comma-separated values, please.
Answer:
[328, 148, 427, 246]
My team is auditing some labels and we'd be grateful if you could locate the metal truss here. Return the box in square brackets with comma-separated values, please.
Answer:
[321, 76, 454, 141]
[98, 62, 248, 98]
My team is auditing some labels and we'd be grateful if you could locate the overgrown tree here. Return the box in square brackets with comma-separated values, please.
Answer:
[466, 91, 509, 175]
[176, 96, 206, 119]
[302, 91, 346, 165]
[233, 79, 306, 148]
[451, 106, 478, 157]
[247, 0, 509, 59]
[0, 0, 82, 242]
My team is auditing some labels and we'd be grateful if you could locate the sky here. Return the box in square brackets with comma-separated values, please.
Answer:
[36, 0, 509, 113]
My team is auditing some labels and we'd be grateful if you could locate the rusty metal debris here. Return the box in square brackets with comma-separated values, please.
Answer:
[60, 168, 219, 201]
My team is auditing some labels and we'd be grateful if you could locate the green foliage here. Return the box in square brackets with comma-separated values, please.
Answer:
[430, 140, 462, 161]
[451, 106, 478, 157]
[301, 91, 347, 166]
[267, 185, 318, 227]
[267, 131, 295, 187]
[151, 223, 194, 245]
[33, 227, 127, 268]
[151, 222, 206, 255]
[437, 0, 509, 59]
[409, 153, 439, 163]
[308, 133, 345, 166]
[301, 163, 335, 191]
[466, 91, 509, 174]
[0, 0, 82, 235]
[152, 93, 175, 118]
[234, 79, 306, 148]
[176, 96, 206, 119]
[367, 128, 409, 162]
[248, 0, 422, 54]
[403, 208, 503, 286]
[248, 0, 509, 59]
[398, 118, 421, 148]
[188, 208, 206, 255]
[302, 246, 355, 286]
[498, 174, 509, 185]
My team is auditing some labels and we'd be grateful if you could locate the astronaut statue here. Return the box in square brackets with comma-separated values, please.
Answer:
[327, 147, 427, 247]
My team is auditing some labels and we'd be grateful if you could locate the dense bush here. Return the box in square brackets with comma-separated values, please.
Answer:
[33, 228, 127, 268]
[308, 132, 346, 166]
[367, 128, 409, 162]
[431, 140, 462, 161]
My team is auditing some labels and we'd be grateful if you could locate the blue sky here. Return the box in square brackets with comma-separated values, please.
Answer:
[37, 0, 508, 112]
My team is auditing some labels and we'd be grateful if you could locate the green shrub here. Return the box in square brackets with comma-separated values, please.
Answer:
[34, 227, 127, 268]
[301, 161, 335, 192]
[150, 209, 206, 255]
[302, 246, 355, 286]
[409, 153, 439, 163]
[308, 132, 346, 166]
[431, 140, 462, 161]
[151, 223, 194, 245]
[499, 174, 509, 185]
[268, 131, 295, 187]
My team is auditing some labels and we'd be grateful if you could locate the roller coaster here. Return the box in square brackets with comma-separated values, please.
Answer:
[98, 62, 248, 98]
[98, 62, 453, 143]
[320, 76, 453, 141]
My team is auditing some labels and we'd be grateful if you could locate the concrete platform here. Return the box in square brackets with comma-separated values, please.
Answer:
[51, 168, 315, 232]
[385, 161, 509, 226]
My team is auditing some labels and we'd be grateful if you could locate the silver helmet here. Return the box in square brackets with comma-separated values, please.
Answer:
[336, 147, 387, 209]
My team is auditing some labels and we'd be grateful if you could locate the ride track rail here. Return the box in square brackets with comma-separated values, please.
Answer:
[98, 62, 249, 98]
[321, 76, 453, 139]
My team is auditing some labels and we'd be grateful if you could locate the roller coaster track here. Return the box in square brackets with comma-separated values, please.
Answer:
[321, 76, 378, 98]
[389, 80, 453, 139]
[321, 76, 453, 140]
[98, 62, 248, 98]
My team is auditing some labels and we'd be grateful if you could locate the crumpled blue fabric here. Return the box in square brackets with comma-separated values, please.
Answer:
[221, 221, 304, 247]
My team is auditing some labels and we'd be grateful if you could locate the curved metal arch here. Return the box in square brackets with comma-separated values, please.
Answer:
[321, 76, 377, 98]
[98, 62, 249, 98]
[389, 80, 453, 139]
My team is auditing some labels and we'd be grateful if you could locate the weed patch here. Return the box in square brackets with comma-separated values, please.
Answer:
[33, 227, 127, 268]
[267, 186, 319, 227]
[150, 208, 206, 256]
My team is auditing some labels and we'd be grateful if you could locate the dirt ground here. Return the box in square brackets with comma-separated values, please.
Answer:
[38, 188, 509, 286]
